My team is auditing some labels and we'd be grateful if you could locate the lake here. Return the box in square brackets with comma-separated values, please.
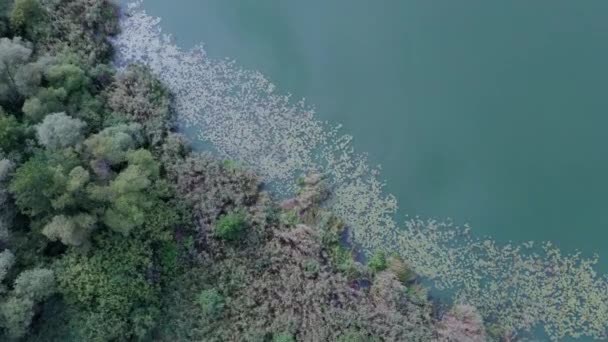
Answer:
[126, 1, 608, 340]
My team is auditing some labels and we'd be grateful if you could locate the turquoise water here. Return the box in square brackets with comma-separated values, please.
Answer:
[127, 1, 608, 339]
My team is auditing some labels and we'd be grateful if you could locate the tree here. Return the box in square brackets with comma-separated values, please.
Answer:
[0, 268, 55, 339]
[0, 107, 24, 154]
[0, 0, 13, 36]
[44, 63, 89, 94]
[9, 153, 56, 217]
[214, 210, 247, 241]
[0, 250, 15, 293]
[12, 268, 55, 301]
[367, 251, 387, 272]
[0, 158, 15, 242]
[10, 0, 45, 39]
[100, 149, 159, 235]
[42, 214, 96, 248]
[0, 37, 32, 106]
[56, 233, 159, 341]
[22, 87, 66, 122]
[36, 112, 86, 150]
[21, 59, 105, 125]
[84, 123, 142, 165]
[9, 151, 81, 217]
[197, 289, 224, 319]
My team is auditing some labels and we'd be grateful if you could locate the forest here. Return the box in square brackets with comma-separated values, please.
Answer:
[0, 0, 494, 341]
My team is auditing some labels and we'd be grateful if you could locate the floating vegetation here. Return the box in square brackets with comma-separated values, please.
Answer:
[114, 2, 608, 340]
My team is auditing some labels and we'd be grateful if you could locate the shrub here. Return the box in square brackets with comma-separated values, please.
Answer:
[214, 210, 247, 241]
[367, 251, 387, 272]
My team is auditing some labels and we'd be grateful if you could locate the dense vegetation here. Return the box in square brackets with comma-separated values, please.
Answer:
[0, 0, 492, 341]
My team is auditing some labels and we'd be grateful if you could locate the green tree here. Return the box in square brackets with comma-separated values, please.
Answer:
[9, 153, 56, 216]
[35, 112, 86, 150]
[0, 268, 55, 339]
[9, 150, 81, 217]
[56, 233, 159, 341]
[0, 110, 24, 154]
[100, 149, 159, 235]
[197, 289, 224, 319]
[0, 159, 15, 242]
[10, 0, 45, 39]
[0, 0, 14, 36]
[0, 37, 32, 106]
[84, 123, 142, 165]
[42, 214, 96, 248]
[214, 210, 247, 241]
[0, 250, 15, 293]
[368, 251, 387, 272]
[22, 87, 66, 122]
[12, 268, 55, 301]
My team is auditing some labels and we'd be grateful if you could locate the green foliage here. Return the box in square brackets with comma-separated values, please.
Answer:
[35, 112, 86, 150]
[222, 159, 242, 171]
[22, 87, 66, 122]
[12, 268, 55, 301]
[0, 159, 15, 242]
[197, 288, 225, 319]
[279, 208, 299, 226]
[22, 59, 105, 126]
[10, 0, 45, 39]
[0, 250, 15, 293]
[84, 123, 142, 165]
[273, 332, 295, 342]
[0, 0, 13, 36]
[0, 295, 35, 338]
[56, 233, 159, 341]
[368, 251, 387, 272]
[101, 149, 160, 235]
[331, 245, 358, 277]
[42, 214, 96, 248]
[9, 153, 57, 217]
[45, 63, 89, 94]
[214, 210, 247, 241]
[0, 110, 24, 154]
[0, 37, 32, 106]
[9, 149, 82, 217]
[0, 267, 56, 339]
